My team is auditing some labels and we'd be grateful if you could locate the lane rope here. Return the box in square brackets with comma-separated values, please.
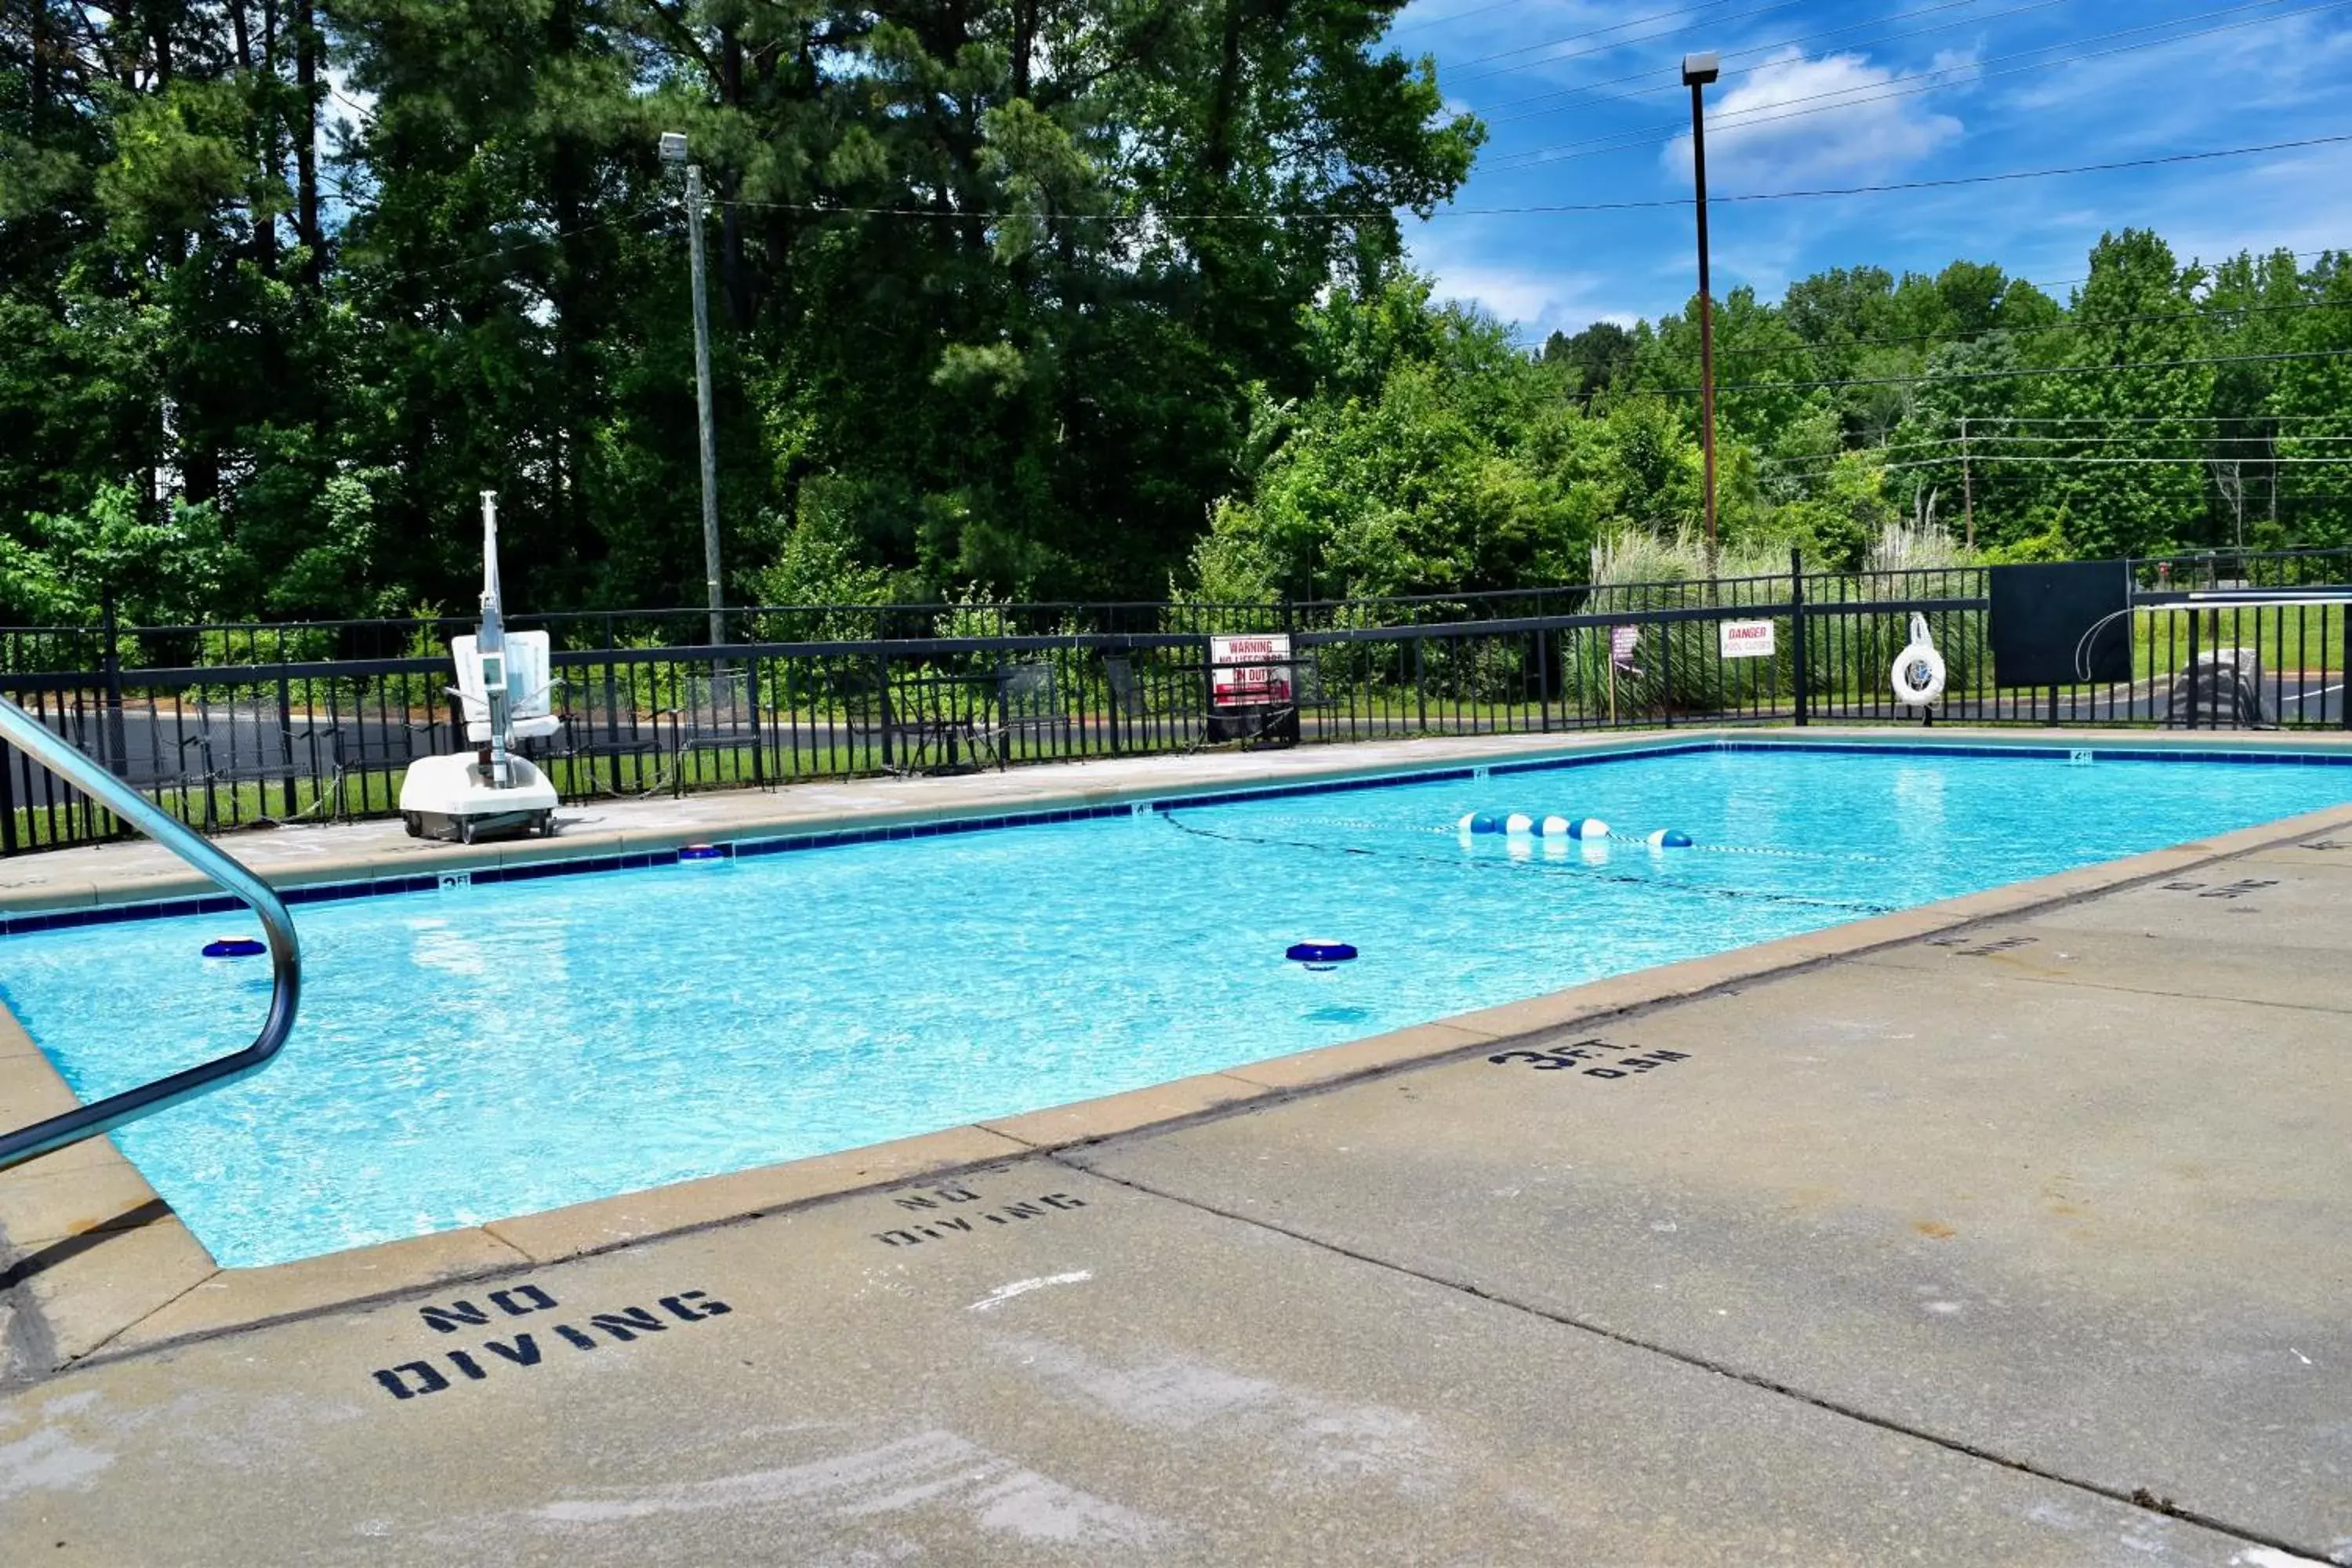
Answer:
[1220, 811, 1888, 862]
[1159, 812, 1899, 916]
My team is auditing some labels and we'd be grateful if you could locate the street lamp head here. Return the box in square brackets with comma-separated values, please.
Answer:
[658, 131, 689, 165]
[1681, 52, 1720, 86]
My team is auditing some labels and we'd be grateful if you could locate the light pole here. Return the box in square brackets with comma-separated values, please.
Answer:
[660, 130, 724, 647]
[1682, 52, 1720, 577]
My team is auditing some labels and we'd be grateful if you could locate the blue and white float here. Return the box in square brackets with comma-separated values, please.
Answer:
[677, 844, 726, 863]
[1455, 812, 1690, 852]
[1286, 940, 1359, 971]
[202, 937, 266, 959]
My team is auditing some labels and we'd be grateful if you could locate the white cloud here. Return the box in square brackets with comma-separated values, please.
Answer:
[1999, 9, 2352, 124]
[1660, 49, 1964, 187]
[1410, 250, 1626, 341]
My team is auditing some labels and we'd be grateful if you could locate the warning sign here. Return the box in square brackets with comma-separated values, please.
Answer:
[1208, 633, 1294, 706]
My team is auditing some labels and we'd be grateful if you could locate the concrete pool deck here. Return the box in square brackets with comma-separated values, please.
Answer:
[2, 727, 2350, 1561]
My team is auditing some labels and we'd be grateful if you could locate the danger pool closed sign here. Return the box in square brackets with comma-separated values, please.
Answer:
[1718, 619, 1777, 659]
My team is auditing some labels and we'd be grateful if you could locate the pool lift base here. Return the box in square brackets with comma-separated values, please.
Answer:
[398, 757, 557, 844]
[399, 490, 562, 846]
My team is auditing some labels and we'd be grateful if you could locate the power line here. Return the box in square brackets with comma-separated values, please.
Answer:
[1941, 430, 2352, 441]
[1873, 452, 2352, 470]
[1484, 0, 2352, 170]
[1450, 0, 1808, 82]
[1483, 0, 2338, 165]
[1386, 0, 1560, 37]
[1948, 412, 2352, 423]
[1414, 0, 1758, 61]
[1718, 293, 2352, 360]
[1493, 132, 2352, 215]
[1474, 0, 2049, 122]
[346, 205, 665, 286]
[1679, 344, 2352, 394]
[718, 132, 2352, 224]
[2020, 245, 2346, 292]
[1765, 434, 2352, 467]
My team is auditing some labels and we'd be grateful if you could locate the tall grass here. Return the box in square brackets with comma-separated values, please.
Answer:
[1566, 531, 1795, 716]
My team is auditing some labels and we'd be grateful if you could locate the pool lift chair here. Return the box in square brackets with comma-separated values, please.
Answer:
[398, 492, 561, 843]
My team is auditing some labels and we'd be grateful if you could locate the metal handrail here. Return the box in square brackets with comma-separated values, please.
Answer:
[0, 694, 300, 1174]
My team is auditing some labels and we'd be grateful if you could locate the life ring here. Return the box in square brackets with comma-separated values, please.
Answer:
[1891, 613, 1947, 706]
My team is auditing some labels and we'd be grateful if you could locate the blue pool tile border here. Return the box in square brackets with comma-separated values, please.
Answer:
[1714, 739, 2352, 766]
[5, 736, 2349, 938]
[1487, 740, 1720, 778]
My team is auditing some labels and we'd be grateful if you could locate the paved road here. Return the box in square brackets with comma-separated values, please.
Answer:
[3, 810, 2349, 1561]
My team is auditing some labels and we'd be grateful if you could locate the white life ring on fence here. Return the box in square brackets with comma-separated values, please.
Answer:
[1891, 613, 1947, 706]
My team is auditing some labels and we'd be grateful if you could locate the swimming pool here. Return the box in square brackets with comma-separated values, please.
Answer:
[5, 741, 2347, 1267]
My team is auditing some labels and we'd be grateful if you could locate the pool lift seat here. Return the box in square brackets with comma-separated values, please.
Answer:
[398, 492, 561, 843]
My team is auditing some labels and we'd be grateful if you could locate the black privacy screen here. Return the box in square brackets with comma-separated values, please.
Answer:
[1989, 561, 2132, 688]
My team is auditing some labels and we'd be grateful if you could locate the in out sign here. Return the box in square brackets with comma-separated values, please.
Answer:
[1718, 619, 1777, 659]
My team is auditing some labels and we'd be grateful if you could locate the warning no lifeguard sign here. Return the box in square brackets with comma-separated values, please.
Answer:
[1209, 633, 1293, 706]
[1718, 619, 1777, 659]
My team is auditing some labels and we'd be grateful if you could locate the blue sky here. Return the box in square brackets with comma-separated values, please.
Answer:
[1385, 0, 2352, 344]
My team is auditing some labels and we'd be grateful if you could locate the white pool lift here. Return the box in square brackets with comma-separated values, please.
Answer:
[398, 492, 561, 843]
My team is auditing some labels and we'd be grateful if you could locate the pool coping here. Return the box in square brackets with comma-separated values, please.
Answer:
[5, 723, 2352, 1378]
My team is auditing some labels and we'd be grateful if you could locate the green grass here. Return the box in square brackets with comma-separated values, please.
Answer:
[2130, 604, 2348, 677]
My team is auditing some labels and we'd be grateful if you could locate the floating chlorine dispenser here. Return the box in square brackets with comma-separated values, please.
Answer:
[202, 937, 266, 959]
[1286, 940, 1359, 971]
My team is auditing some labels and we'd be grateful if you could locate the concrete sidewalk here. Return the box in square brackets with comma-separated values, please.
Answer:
[1, 797, 2347, 1560]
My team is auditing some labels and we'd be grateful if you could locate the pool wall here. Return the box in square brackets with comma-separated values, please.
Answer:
[5, 724, 2352, 1377]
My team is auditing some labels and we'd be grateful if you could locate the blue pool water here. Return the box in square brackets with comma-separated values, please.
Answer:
[5, 743, 2347, 1267]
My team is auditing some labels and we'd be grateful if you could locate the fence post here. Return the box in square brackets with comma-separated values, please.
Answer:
[0, 735, 16, 856]
[747, 652, 768, 789]
[2185, 607, 2201, 731]
[275, 628, 299, 820]
[1661, 615, 1675, 728]
[1413, 638, 1427, 734]
[100, 590, 126, 779]
[1789, 548, 1808, 727]
[1537, 627, 1552, 732]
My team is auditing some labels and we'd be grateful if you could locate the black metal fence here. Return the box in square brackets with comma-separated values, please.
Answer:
[3, 548, 2347, 855]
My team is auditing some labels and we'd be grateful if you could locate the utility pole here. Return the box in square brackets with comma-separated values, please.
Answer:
[661, 131, 724, 648]
[1960, 415, 1973, 550]
[1682, 53, 1721, 578]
